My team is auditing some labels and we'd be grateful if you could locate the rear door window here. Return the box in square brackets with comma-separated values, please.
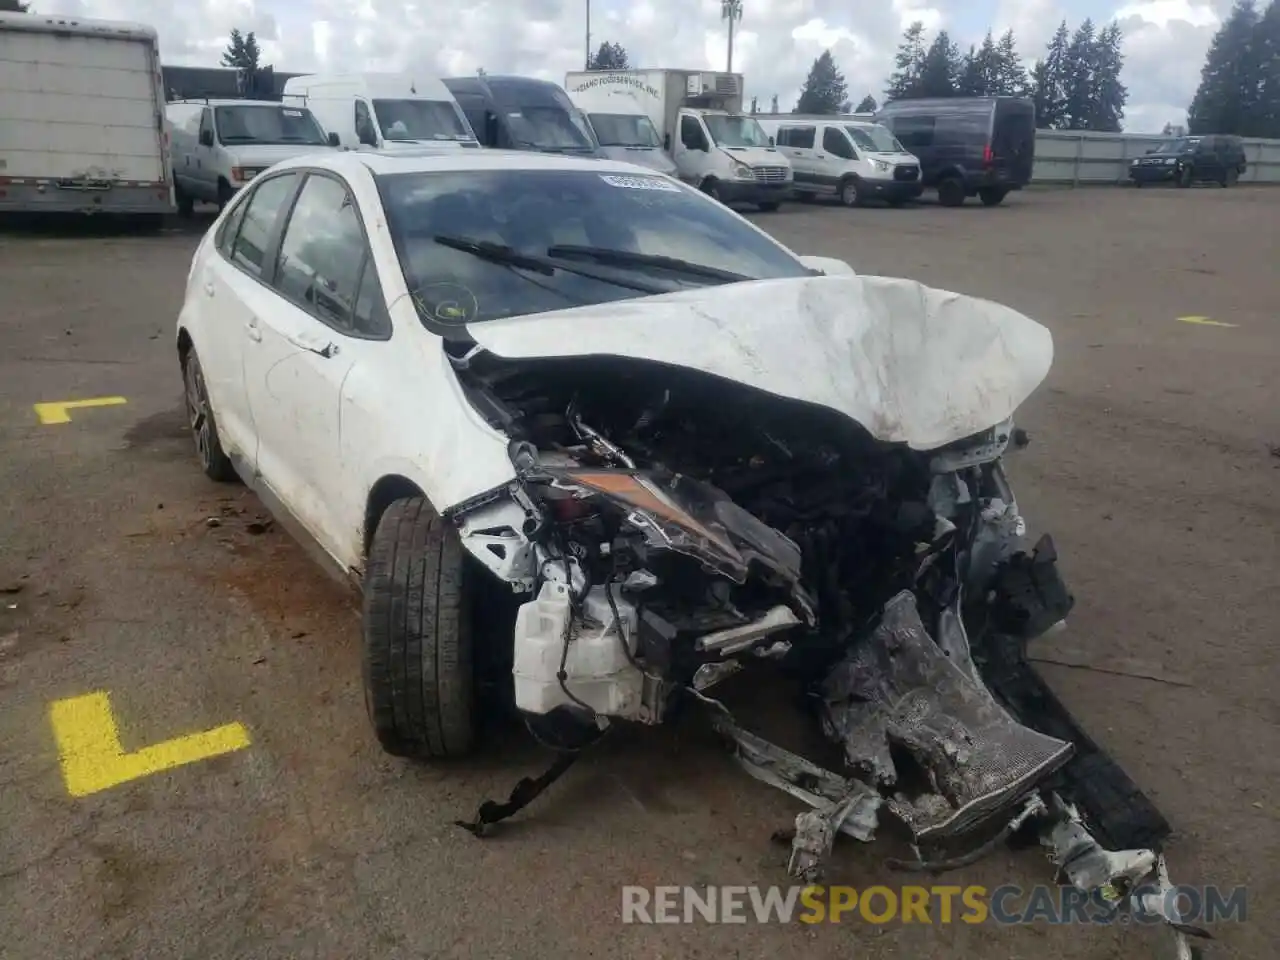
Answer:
[892, 115, 935, 149]
[230, 173, 299, 277]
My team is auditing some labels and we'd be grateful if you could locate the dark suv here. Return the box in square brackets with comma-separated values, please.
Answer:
[875, 97, 1036, 207]
[1129, 135, 1247, 188]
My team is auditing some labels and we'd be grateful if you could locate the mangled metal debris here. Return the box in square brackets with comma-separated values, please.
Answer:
[443, 275, 1197, 956]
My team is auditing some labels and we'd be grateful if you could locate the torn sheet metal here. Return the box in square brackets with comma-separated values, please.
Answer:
[820, 591, 1073, 842]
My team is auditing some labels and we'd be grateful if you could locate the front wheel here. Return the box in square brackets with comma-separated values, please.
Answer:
[978, 187, 1009, 207]
[1177, 165, 1193, 188]
[757, 201, 780, 212]
[937, 177, 966, 207]
[702, 180, 724, 204]
[175, 184, 195, 218]
[839, 178, 862, 207]
[216, 180, 234, 210]
[362, 498, 476, 760]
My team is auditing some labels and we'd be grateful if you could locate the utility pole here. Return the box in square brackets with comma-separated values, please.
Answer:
[585, 0, 591, 69]
[721, 0, 742, 73]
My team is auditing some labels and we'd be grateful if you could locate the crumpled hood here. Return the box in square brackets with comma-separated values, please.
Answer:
[465, 274, 1054, 451]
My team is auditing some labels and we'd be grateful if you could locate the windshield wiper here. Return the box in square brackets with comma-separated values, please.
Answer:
[433, 235, 666, 294]
[544, 245, 750, 284]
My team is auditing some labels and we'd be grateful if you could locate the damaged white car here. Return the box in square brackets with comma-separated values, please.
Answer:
[177, 151, 1204, 958]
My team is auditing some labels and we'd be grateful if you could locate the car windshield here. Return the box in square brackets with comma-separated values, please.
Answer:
[844, 123, 904, 154]
[372, 98, 474, 141]
[214, 105, 327, 145]
[703, 115, 771, 148]
[377, 168, 811, 326]
[504, 105, 597, 151]
[588, 113, 661, 148]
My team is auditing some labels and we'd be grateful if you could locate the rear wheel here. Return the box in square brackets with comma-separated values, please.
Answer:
[839, 177, 862, 207]
[175, 184, 195, 218]
[937, 177, 966, 207]
[978, 187, 1009, 207]
[362, 498, 476, 760]
[181, 346, 237, 483]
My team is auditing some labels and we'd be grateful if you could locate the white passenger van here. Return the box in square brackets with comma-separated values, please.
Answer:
[281, 73, 478, 152]
[166, 98, 335, 213]
[755, 116, 923, 207]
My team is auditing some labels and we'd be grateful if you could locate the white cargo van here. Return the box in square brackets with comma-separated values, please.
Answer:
[0, 11, 173, 219]
[281, 73, 478, 152]
[166, 98, 335, 213]
[755, 116, 922, 207]
[564, 69, 792, 211]
[566, 88, 677, 176]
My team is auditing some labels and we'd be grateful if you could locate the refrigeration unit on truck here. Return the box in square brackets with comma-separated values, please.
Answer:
[0, 11, 174, 218]
[564, 69, 793, 210]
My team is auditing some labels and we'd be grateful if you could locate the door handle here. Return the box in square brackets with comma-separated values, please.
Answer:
[245, 317, 262, 342]
[287, 332, 338, 358]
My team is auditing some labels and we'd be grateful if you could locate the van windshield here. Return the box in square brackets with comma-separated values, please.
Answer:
[214, 105, 327, 145]
[844, 124, 903, 153]
[588, 112, 661, 148]
[373, 99, 474, 141]
[505, 106, 597, 152]
[703, 115, 771, 148]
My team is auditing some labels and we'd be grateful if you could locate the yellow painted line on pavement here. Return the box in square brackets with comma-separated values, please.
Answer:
[1177, 316, 1237, 328]
[33, 396, 128, 425]
[50, 692, 250, 797]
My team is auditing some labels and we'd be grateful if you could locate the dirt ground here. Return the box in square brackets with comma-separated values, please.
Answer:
[0, 185, 1276, 960]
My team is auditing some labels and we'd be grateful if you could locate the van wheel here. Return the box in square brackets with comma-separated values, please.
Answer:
[839, 178, 862, 207]
[1177, 166, 1193, 188]
[702, 180, 724, 203]
[362, 497, 476, 760]
[937, 177, 966, 207]
[757, 201, 780, 212]
[216, 180, 234, 209]
[978, 187, 1009, 207]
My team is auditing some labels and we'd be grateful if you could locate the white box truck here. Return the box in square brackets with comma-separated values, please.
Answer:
[565, 87, 678, 177]
[564, 69, 793, 210]
[0, 11, 174, 219]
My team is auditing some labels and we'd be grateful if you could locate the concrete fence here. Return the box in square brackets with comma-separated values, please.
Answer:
[1033, 130, 1280, 184]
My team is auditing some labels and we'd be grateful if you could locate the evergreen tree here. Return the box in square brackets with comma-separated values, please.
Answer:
[885, 22, 927, 100]
[1259, 0, 1280, 136]
[918, 30, 960, 97]
[0, 0, 31, 10]
[994, 29, 1030, 96]
[958, 32, 1000, 96]
[1187, 0, 1263, 135]
[795, 50, 850, 113]
[587, 41, 630, 71]
[1091, 22, 1127, 131]
[1062, 19, 1097, 129]
[221, 29, 262, 72]
[855, 94, 877, 112]
[1030, 21, 1071, 128]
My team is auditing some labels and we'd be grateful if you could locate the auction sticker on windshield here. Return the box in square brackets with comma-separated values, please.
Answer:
[600, 174, 681, 192]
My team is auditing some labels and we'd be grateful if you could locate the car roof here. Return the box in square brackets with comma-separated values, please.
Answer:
[169, 99, 289, 108]
[268, 149, 669, 180]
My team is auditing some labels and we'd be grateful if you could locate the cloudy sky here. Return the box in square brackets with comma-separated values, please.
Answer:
[33, 0, 1228, 131]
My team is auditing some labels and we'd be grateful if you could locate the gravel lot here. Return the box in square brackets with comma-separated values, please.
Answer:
[1, 185, 1276, 960]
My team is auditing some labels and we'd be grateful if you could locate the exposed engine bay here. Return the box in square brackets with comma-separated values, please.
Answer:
[440, 321, 1201, 958]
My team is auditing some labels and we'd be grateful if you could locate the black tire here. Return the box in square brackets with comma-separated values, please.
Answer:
[362, 498, 475, 760]
[838, 177, 861, 207]
[937, 177, 966, 207]
[978, 187, 1008, 207]
[181, 345, 237, 482]
[702, 179, 723, 203]
[1177, 165, 1193, 188]
[757, 201, 780, 211]
[175, 184, 195, 218]
[217, 180, 234, 210]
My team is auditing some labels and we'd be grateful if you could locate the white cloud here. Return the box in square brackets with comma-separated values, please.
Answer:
[31, 0, 1226, 131]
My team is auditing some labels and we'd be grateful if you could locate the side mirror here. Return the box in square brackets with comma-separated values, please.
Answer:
[327, 132, 340, 147]
[797, 255, 856, 277]
[199, 129, 214, 147]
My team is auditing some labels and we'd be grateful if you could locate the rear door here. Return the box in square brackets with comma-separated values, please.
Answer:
[991, 99, 1035, 185]
[821, 125, 859, 187]
[779, 124, 819, 193]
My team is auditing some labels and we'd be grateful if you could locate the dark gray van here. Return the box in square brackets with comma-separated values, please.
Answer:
[442, 76, 603, 157]
[875, 97, 1036, 207]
